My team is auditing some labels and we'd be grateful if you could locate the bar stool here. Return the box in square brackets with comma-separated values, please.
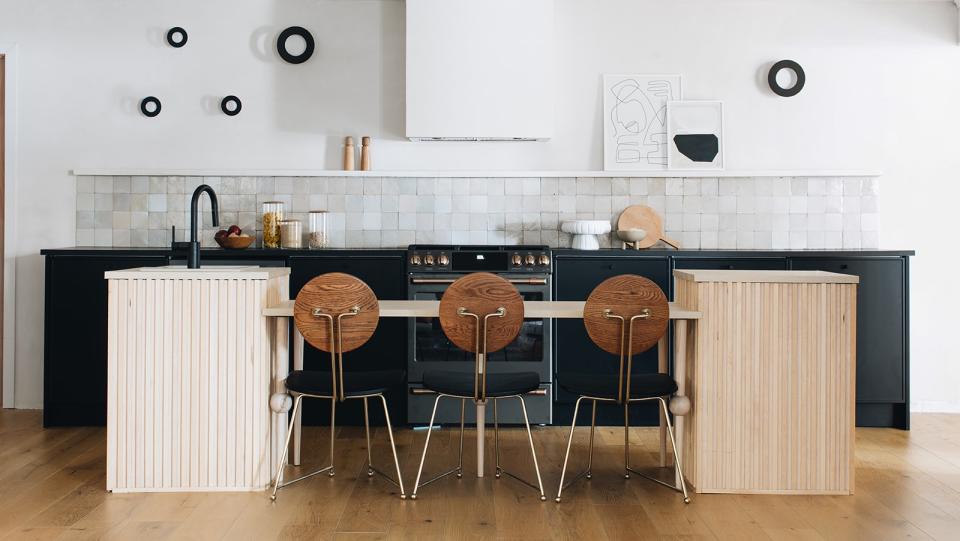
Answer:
[555, 274, 690, 503]
[411, 272, 546, 501]
[271, 272, 406, 500]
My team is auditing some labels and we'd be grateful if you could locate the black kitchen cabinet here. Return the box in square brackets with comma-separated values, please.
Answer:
[43, 255, 169, 426]
[288, 256, 408, 426]
[673, 257, 789, 271]
[552, 256, 670, 426]
[790, 257, 909, 428]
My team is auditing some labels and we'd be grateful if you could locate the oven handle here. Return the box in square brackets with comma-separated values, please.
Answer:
[410, 387, 548, 396]
[410, 278, 548, 285]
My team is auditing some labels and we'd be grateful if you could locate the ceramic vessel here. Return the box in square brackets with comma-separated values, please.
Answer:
[561, 220, 612, 250]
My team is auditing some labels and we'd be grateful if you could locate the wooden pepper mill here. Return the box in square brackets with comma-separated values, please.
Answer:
[360, 136, 371, 171]
[342, 136, 356, 171]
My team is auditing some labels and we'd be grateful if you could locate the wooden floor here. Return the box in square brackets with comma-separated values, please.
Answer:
[2, 410, 960, 540]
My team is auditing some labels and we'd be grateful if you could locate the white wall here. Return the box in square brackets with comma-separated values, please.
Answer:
[1, 0, 957, 410]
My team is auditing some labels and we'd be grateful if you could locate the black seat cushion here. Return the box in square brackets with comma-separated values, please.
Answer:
[422, 369, 540, 398]
[558, 372, 677, 400]
[285, 369, 405, 397]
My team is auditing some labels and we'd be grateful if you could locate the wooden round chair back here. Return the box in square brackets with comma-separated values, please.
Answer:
[583, 274, 669, 356]
[439, 272, 524, 354]
[294, 272, 379, 354]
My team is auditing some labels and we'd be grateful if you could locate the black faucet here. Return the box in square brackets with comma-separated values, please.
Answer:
[188, 184, 219, 269]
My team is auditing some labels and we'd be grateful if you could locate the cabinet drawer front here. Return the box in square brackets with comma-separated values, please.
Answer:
[673, 257, 788, 271]
[790, 257, 905, 403]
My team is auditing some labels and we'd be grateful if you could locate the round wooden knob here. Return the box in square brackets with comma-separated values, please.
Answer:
[583, 274, 669, 356]
[439, 273, 524, 354]
[294, 272, 379, 353]
[270, 393, 293, 413]
[669, 395, 690, 416]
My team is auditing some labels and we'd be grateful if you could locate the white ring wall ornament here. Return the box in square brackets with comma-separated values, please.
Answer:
[561, 220, 612, 250]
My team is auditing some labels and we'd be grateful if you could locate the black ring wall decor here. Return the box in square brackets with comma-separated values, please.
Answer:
[277, 26, 315, 64]
[220, 95, 242, 116]
[768, 60, 805, 97]
[140, 96, 161, 117]
[166, 26, 188, 48]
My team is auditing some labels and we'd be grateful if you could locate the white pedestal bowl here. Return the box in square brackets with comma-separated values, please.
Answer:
[561, 220, 612, 250]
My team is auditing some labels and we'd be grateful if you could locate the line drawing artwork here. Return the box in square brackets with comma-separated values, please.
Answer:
[603, 74, 681, 171]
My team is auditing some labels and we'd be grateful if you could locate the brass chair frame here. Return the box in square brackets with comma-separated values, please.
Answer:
[271, 306, 406, 500]
[555, 309, 690, 503]
[411, 306, 546, 501]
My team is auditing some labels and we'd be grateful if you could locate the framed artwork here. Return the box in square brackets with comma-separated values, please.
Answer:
[603, 74, 682, 171]
[667, 100, 724, 170]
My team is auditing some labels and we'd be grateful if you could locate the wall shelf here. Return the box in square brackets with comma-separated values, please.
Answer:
[71, 168, 882, 178]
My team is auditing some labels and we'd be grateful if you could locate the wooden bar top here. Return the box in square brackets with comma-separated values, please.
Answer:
[674, 269, 859, 284]
[264, 299, 701, 319]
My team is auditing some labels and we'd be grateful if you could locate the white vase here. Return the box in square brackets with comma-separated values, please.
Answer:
[561, 220, 612, 250]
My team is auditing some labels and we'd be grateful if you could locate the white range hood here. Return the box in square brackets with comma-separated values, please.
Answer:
[405, 0, 554, 141]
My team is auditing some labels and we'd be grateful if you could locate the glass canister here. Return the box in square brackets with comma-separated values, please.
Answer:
[279, 220, 302, 249]
[261, 201, 284, 248]
[308, 210, 328, 249]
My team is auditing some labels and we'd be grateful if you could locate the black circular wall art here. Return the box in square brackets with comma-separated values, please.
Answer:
[166, 26, 188, 48]
[277, 26, 315, 64]
[768, 60, 805, 97]
[220, 95, 242, 116]
[140, 96, 161, 117]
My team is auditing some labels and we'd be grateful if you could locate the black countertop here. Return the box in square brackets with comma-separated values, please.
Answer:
[41, 246, 915, 257]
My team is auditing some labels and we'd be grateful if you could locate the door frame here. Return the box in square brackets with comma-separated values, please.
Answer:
[0, 45, 18, 409]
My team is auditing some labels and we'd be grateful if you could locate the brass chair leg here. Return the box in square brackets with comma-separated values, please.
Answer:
[556, 396, 585, 503]
[270, 394, 303, 501]
[587, 399, 597, 479]
[411, 394, 441, 500]
[457, 398, 465, 478]
[363, 397, 373, 477]
[328, 397, 336, 477]
[660, 398, 691, 504]
[378, 394, 407, 499]
[624, 402, 631, 479]
[493, 398, 501, 478]
[518, 396, 547, 501]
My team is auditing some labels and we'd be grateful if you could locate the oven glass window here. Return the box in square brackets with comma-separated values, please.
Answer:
[413, 291, 544, 363]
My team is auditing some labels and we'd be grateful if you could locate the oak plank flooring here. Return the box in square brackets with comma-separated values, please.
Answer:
[1, 411, 960, 540]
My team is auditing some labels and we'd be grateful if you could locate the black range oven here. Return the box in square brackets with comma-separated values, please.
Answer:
[406, 245, 552, 425]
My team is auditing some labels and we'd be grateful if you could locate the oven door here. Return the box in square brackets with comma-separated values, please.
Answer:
[406, 274, 552, 384]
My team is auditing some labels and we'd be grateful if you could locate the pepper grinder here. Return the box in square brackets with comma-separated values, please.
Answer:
[342, 136, 356, 171]
[360, 136, 371, 171]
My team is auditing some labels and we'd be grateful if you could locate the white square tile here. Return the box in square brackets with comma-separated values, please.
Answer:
[862, 231, 879, 248]
[789, 196, 807, 214]
[806, 231, 825, 249]
[646, 195, 665, 213]
[682, 213, 700, 231]
[76, 228, 95, 246]
[540, 178, 558, 196]
[681, 231, 700, 248]
[825, 213, 843, 232]
[700, 178, 718, 196]
[842, 231, 861, 249]
[611, 178, 628, 195]
[398, 195, 417, 213]
[718, 179, 737, 196]
[807, 213, 825, 231]
[665, 178, 683, 195]
[789, 231, 807, 249]
[699, 231, 718, 249]
[594, 178, 612, 195]
[682, 195, 701, 213]
[416, 213, 434, 231]
[843, 178, 861, 195]
[807, 178, 825, 195]
[754, 231, 772, 249]
[861, 213, 878, 231]
[772, 214, 790, 232]
[718, 231, 737, 249]
[843, 214, 861, 231]
[648, 178, 666, 196]
[682, 178, 700, 195]
[381, 212, 398, 230]
[755, 178, 774, 196]
[417, 178, 435, 195]
[434, 195, 452, 213]
[559, 196, 576, 213]
[790, 178, 807, 196]
[666, 195, 683, 213]
[842, 196, 861, 214]
[825, 195, 842, 213]
[772, 179, 791, 196]
[755, 213, 773, 232]
[737, 196, 755, 214]
[95, 194, 113, 211]
[861, 195, 878, 213]
[558, 177, 576, 196]
[398, 178, 418, 195]
[755, 196, 773, 213]
[435, 178, 453, 195]
[700, 213, 719, 231]
[789, 213, 807, 230]
[719, 195, 737, 213]
[95, 176, 114, 193]
[861, 178, 879, 196]
[736, 178, 755, 196]
[772, 231, 789, 249]
[148, 194, 167, 212]
[417, 195, 436, 212]
[737, 231, 755, 249]
[77, 193, 95, 211]
[434, 213, 452, 231]
[398, 212, 416, 230]
[629, 178, 649, 195]
[522, 178, 540, 195]
[719, 213, 737, 231]
[737, 214, 755, 231]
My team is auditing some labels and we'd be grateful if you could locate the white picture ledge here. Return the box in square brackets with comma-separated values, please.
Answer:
[70, 168, 883, 179]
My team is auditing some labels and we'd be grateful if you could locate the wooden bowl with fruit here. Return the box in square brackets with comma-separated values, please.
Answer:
[215, 225, 254, 249]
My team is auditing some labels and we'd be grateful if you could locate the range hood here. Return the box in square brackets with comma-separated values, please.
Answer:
[405, 0, 554, 141]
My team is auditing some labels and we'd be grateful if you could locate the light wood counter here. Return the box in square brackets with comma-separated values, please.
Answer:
[674, 269, 858, 494]
[105, 266, 290, 492]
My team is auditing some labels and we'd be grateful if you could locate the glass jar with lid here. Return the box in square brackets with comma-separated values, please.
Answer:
[261, 201, 284, 248]
[279, 220, 302, 249]
[308, 210, 328, 249]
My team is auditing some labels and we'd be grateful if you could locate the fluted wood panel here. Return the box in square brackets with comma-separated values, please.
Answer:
[107, 273, 287, 492]
[674, 275, 856, 494]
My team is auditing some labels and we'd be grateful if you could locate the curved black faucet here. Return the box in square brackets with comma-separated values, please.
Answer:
[188, 184, 219, 269]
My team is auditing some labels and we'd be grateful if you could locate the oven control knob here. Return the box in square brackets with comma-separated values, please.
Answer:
[438, 254, 449, 266]
[524, 254, 536, 266]
[538, 255, 550, 266]
[425, 254, 435, 266]
[410, 255, 422, 266]
[512, 254, 522, 266]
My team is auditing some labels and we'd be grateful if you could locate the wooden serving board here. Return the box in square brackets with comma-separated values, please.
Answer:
[617, 205, 679, 249]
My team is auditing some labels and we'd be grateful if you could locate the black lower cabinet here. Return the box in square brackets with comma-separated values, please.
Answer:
[289, 256, 408, 427]
[44, 255, 169, 426]
[553, 257, 670, 427]
[673, 256, 788, 271]
[790, 257, 909, 428]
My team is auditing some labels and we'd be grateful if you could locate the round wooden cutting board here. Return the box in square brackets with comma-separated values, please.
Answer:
[617, 205, 679, 249]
